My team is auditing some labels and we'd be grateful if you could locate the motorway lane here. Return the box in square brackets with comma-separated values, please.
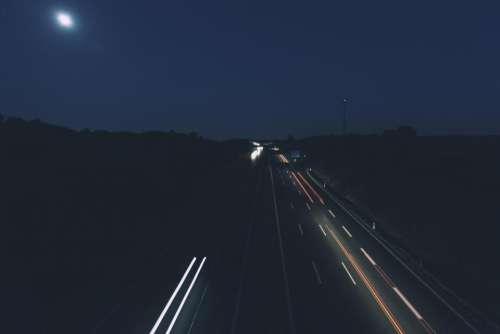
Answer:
[93, 149, 492, 333]
[228, 155, 379, 334]
[274, 168, 397, 333]
[271, 152, 493, 333]
[302, 168, 492, 333]
[273, 165, 409, 333]
[271, 157, 471, 333]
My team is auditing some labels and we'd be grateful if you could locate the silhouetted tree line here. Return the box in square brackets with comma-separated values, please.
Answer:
[0, 115, 251, 244]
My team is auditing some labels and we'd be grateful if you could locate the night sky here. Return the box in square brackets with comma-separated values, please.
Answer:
[2, 1, 499, 139]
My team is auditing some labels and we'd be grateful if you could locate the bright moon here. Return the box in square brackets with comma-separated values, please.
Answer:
[56, 11, 74, 28]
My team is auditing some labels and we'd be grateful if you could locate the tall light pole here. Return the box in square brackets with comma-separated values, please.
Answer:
[341, 97, 349, 135]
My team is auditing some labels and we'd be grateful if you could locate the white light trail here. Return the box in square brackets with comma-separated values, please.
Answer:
[166, 257, 207, 334]
[250, 146, 264, 160]
[149, 257, 197, 334]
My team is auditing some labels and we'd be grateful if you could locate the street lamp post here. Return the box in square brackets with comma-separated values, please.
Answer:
[341, 97, 349, 135]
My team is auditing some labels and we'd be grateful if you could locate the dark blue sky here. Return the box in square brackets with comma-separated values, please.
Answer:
[2, 0, 499, 138]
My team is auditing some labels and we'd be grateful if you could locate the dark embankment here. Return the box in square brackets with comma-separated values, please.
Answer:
[1, 117, 253, 333]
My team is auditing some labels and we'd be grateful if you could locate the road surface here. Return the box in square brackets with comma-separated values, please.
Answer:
[92, 148, 497, 333]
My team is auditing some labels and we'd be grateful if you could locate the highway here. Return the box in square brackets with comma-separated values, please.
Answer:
[91, 147, 497, 333]
[265, 150, 497, 333]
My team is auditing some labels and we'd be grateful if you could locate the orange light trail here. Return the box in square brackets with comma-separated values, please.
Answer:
[362, 250, 436, 334]
[326, 225, 405, 334]
[277, 154, 289, 164]
[291, 171, 314, 203]
[297, 172, 325, 204]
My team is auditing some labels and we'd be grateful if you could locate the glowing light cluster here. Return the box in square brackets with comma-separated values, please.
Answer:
[250, 146, 263, 161]
[277, 154, 289, 164]
[55, 11, 74, 28]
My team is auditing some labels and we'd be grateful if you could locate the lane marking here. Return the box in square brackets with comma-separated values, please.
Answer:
[148, 257, 197, 334]
[318, 224, 326, 236]
[297, 224, 303, 236]
[306, 203, 311, 211]
[393, 287, 423, 320]
[342, 225, 353, 238]
[341, 261, 357, 286]
[290, 202, 294, 209]
[360, 248, 377, 266]
[328, 209, 336, 218]
[312, 261, 323, 285]
[166, 257, 207, 334]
